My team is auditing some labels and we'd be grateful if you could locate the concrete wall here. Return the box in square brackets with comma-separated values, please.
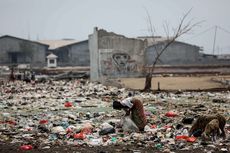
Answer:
[89, 28, 99, 81]
[89, 28, 147, 81]
[52, 40, 89, 67]
[0, 36, 48, 67]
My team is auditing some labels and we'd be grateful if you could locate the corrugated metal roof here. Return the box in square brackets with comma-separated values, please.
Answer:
[0, 35, 49, 47]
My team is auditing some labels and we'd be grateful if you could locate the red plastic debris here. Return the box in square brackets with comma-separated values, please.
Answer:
[20, 145, 33, 150]
[175, 135, 196, 142]
[74, 132, 85, 140]
[39, 120, 48, 124]
[164, 125, 173, 129]
[66, 128, 73, 133]
[0, 120, 16, 125]
[151, 125, 157, 129]
[7, 120, 16, 125]
[165, 111, 177, 117]
[81, 127, 92, 134]
[176, 135, 189, 140]
[64, 102, 73, 107]
[186, 136, 197, 142]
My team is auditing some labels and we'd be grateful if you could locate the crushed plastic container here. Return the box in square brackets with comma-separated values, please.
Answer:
[89, 138, 102, 146]
[176, 135, 189, 140]
[74, 132, 85, 140]
[186, 136, 196, 142]
[39, 120, 48, 124]
[165, 111, 177, 117]
[64, 102, 73, 107]
[175, 135, 196, 142]
[20, 145, 33, 150]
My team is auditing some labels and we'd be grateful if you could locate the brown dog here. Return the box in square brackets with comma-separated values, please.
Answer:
[189, 114, 226, 139]
[201, 119, 220, 142]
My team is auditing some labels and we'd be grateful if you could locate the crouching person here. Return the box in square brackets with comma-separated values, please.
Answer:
[113, 97, 147, 132]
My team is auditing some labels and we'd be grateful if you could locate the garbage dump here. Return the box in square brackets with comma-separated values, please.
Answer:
[0, 80, 229, 152]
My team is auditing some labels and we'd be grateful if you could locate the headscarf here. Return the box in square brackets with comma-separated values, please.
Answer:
[120, 97, 133, 108]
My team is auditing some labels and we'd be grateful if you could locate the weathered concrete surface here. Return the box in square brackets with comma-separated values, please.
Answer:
[89, 28, 147, 81]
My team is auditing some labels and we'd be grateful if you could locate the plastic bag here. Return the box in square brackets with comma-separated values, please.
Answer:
[121, 116, 139, 132]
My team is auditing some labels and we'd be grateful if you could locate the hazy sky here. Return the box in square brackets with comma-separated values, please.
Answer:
[0, 0, 230, 54]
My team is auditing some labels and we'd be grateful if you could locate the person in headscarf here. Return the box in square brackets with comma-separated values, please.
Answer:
[113, 97, 147, 131]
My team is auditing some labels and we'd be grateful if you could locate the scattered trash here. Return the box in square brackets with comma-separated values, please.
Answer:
[155, 143, 163, 149]
[89, 138, 102, 146]
[182, 117, 194, 124]
[0, 80, 229, 152]
[20, 145, 33, 150]
[39, 120, 48, 124]
[99, 127, 115, 135]
[186, 136, 196, 142]
[176, 135, 196, 142]
[64, 102, 73, 107]
[74, 132, 85, 140]
[121, 116, 139, 132]
[220, 148, 228, 152]
[165, 111, 177, 117]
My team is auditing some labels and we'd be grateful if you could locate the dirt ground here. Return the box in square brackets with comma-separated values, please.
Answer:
[0, 141, 227, 153]
[1, 75, 230, 153]
[120, 75, 230, 90]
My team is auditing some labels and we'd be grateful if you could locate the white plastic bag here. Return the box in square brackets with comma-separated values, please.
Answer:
[121, 116, 139, 132]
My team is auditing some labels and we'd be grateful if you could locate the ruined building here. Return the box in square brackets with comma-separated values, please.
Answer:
[89, 28, 230, 81]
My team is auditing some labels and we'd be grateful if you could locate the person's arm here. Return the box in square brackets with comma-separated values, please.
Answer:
[124, 108, 131, 116]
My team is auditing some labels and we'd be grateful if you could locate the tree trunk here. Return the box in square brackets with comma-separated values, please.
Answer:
[144, 73, 152, 91]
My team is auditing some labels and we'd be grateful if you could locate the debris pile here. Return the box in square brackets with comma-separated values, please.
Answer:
[0, 80, 230, 152]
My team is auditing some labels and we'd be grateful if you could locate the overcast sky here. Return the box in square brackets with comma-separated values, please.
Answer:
[0, 0, 230, 54]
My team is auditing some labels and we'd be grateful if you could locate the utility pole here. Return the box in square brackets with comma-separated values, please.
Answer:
[212, 26, 217, 55]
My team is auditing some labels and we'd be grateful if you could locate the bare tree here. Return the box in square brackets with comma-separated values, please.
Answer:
[143, 9, 202, 91]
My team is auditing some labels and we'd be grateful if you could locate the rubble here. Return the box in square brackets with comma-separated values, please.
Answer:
[0, 80, 229, 152]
